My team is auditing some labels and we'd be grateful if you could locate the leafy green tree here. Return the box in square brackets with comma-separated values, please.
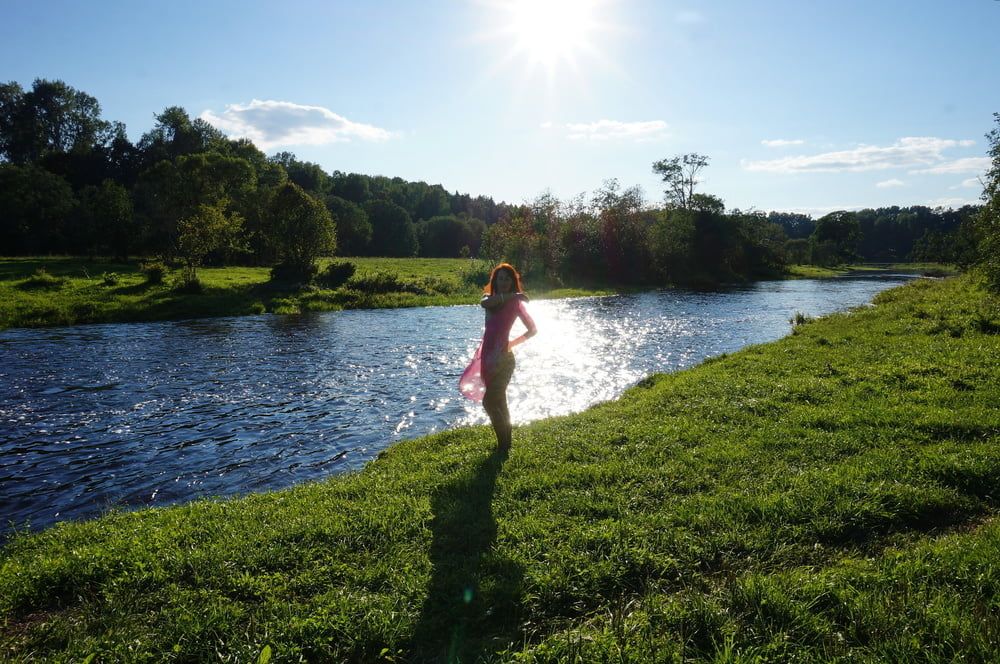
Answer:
[0, 79, 113, 164]
[267, 182, 336, 278]
[270, 152, 331, 196]
[365, 199, 417, 256]
[177, 203, 244, 279]
[76, 179, 134, 259]
[326, 195, 372, 255]
[810, 211, 860, 265]
[652, 153, 709, 209]
[977, 112, 1000, 291]
[134, 152, 256, 257]
[136, 106, 226, 169]
[330, 171, 370, 204]
[0, 164, 76, 253]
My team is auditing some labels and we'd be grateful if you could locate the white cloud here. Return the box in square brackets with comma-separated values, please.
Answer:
[761, 139, 805, 147]
[199, 99, 393, 150]
[908, 157, 990, 175]
[545, 119, 669, 142]
[744, 137, 977, 174]
[950, 177, 983, 190]
[876, 178, 905, 189]
[925, 196, 981, 209]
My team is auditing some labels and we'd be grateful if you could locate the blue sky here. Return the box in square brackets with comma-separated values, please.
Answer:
[3, 0, 998, 215]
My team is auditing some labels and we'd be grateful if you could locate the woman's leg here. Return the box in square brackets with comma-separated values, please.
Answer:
[483, 352, 515, 449]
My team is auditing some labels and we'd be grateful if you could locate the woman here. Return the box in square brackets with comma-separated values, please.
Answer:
[459, 263, 537, 450]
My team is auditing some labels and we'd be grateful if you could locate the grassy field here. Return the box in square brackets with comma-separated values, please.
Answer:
[2, 274, 998, 661]
[0, 257, 609, 330]
[0, 257, 953, 331]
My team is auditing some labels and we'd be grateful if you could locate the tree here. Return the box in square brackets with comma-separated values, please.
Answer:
[134, 152, 256, 257]
[365, 199, 418, 257]
[0, 79, 113, 164]
[76, 179, 134, 259]
[977, 112, 1000, 291]
[0, 164, 76, 253]
[652, 153, 709, 209]
[267, 182, 336, 278]
[326, 195, 372, 255]
[810, 211, 860, 265]
[177, 203, 244, 281]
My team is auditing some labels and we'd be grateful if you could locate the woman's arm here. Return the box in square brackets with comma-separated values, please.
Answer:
[507, 299, 537, 350]
[481, 292, 510, 309]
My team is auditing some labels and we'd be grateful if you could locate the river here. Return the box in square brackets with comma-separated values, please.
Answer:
[0, 274, 915, 537]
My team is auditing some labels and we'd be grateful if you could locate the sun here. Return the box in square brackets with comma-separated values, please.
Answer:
[493, 0, 605, 74]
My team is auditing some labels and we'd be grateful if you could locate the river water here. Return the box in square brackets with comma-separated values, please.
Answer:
[0, 275, 914, 536]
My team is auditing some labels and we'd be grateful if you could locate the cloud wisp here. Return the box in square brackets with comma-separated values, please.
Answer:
[744, 137, 978, 174]
[544, 119, 668, 142]
[908, 157, 991, 175]
[761, 138, 805, 147]
[200, 100, 392, 150]
[876, 178, 905, 189]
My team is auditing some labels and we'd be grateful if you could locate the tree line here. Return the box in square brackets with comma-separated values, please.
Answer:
[1, 78, 996, 288]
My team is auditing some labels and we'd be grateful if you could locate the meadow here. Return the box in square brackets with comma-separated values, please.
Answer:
[2, 274, 998, 661]
[0, 257, 949, 331]
[0, 257, 606, 330]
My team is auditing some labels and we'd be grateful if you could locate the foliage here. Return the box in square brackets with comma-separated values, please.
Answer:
[316, 260, 356, 289]
[176, 202, 244, 276]
[977, 112, 1000, 292]
[101, 272, 119, 286]
[139, 260, 167, 285]
[365, 199, 418, 257]
[810, 211, 861, 265]
[3, 277, 1000, 661]
[266, 182, 336, 280]
[18, 267, 67, 290]
[652, 153, 710, 209]
[0, 163, 77, 254]
[416, 214, 485, 258]
[325, 195, 371, 256]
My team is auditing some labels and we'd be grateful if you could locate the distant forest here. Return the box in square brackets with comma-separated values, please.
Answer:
[0, 79, 990, 286]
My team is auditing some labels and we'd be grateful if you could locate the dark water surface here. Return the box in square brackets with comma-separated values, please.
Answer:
[0, 275, 914, 536]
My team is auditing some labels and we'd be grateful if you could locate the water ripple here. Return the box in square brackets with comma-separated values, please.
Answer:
[0, 276, 911, 536]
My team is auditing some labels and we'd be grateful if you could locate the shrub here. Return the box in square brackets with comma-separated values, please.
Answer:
[140, 261, 167, 285]
[270, 261, 318, 284]
[19, 268, 67, 290]
[101, 272, 120, 286]
[317, 260, 356, 289]
[460, 260, 494, 290]
[172, 267, 203, 294]
[346, 271, 458, 295]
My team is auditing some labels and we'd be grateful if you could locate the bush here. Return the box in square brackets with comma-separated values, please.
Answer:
[270, 261, 318, 284]
[101, 272, 120, 286]
[140, 261, 167, 285]
[347, 271, 459, 295]
[19, 268, 67, 290]
[172, 267, 203, 294]
[460, 259, 494, 290]
[317, 260, 356, 289]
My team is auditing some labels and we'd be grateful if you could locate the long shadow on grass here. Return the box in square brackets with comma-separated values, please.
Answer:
[411, 448, 523, 662]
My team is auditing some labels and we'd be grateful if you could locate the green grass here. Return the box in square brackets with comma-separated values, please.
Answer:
[0, 257, 614, 330]
[2, 274, 999, 661]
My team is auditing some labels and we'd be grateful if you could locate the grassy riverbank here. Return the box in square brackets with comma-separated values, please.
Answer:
[3, 275, 999, 661]
[0, 257, 607, 330]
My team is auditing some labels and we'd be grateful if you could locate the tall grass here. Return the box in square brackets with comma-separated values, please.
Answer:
[2, 274, 999, 660]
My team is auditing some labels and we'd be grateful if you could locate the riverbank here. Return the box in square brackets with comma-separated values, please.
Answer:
[0, 257, 610, 330]
[3, 274, 998, 660]
[0, 257, 952, 330]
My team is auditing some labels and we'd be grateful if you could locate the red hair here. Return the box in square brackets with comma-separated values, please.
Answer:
[483, 262, 525, 295]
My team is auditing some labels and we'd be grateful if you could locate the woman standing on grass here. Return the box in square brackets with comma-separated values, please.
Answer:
[459, 263, 537, 450]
